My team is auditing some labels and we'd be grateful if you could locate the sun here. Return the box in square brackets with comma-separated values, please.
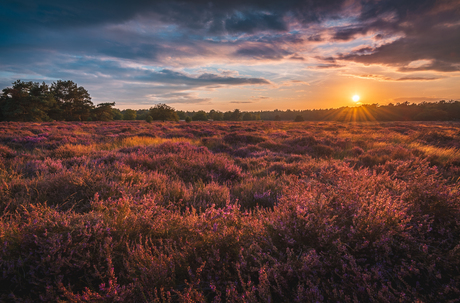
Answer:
[352, 95, 360, 102]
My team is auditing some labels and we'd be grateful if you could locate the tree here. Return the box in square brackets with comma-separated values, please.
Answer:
[51, 80, 93, 121]
[0, 80, 55, 121]
[230, 109, 242, 121]
[122, 109, 137, 120]
[92, 102, 115, 121]
[294, 115, 304, 122]
[192, 110, 208, 121]
[223, 111, 233, 121]
[136, 109, 150, 120]
[209, 109, 223, 121]
[149, 103, 179, 122]
[176, 110, 187, 120]
[112, 108, 123, 120]
[185, 116, 192, 123]
[243, 112, 255, 121]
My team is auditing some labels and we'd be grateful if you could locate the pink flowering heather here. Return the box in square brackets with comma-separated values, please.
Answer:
[1, 121, 460, 302]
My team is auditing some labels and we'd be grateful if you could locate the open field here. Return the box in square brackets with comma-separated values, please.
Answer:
[1, 121, 460, 302]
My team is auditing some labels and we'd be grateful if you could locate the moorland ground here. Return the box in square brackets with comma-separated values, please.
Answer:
[1, 120, 460, 302]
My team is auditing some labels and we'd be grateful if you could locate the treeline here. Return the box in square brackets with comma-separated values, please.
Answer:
[1, 80, 459, 122]
[125, 101, 460, 122]
[0, 80, 115, 122]
[258, 101, 460, 122]
[110, 108, 261, 122]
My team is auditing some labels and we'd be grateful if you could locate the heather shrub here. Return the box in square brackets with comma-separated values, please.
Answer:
[185, 181, 230, 210]
[257, 139, 290, 153]
[417, 130, 457, 147]
[124, 142, 243, 184]
[358, 145, 413, 167]
[0, 205, 130, 301]
[0, 144, 15, 158]
[230, 174, 291, 209]
[232, 144, 263, 158]
[258, 160, 460, 302]
[311, 143, 335, 158]
[1, 163, 125, 212]
[266, 158, 320, 176]
[350, 145, 364, 156]
[51, 144, 93, 158]
[201, 137, 224, 150]
[353, 139, 369, 149]
[20, 157, 65, 177]
[223, 133, 266, 145]
[286, 134, 317, 147]
[1, 121, 460, 302]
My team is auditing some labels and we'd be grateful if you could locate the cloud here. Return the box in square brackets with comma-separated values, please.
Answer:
[228, 95, 271, 104]
[397, 76, 441, 81]
[332, 26, 368, 41]
[230, 101, 255, 104]
[315, 64, 345, 69]
[138, 69, 271, 86]
[5, 0, 457, 70]
[337, 1, 460, 72]
[146, 92, 212, 104]
[224, 12, 287, 34]
[308, 34, 323, 42]
[0, 0, 350, 35]
[348, 73, 442, 82]
[235, 45, 292, 60]
[1, 0, 459, 107]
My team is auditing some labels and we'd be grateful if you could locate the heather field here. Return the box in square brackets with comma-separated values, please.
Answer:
[1, 121, 460, 302]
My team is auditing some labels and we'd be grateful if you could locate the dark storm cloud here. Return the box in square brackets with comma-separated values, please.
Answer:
[338, 0, 460, 72]
[5, 0, 456, 66]
[1, 0, 348, 34]
[332, 26, 368, 41]
[342, 25, 460, 72]
[224, 12, 287, 34]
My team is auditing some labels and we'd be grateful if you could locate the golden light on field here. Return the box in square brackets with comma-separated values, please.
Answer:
[352, 95, 360, 102]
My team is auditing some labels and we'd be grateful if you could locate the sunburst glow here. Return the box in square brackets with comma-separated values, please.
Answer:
[352, 95, 360, 102]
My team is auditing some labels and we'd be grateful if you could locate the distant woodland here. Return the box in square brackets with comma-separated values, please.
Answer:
[1, 80, 459, 122]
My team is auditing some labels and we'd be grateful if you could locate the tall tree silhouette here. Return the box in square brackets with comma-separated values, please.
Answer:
[0, 80, 56, 121]
[51, 80, 93, 121]
[148, 103, 179, 122]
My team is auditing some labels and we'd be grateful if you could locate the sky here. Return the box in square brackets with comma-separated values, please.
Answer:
[1, 0, 459, 111]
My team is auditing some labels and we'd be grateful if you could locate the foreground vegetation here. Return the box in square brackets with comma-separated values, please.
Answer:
[1, 120, 460, 302]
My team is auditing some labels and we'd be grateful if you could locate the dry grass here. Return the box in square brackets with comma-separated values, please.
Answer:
[105, 136, 200, 149]
[53, 137, 201, 158]
[409, 142, 460, 162]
